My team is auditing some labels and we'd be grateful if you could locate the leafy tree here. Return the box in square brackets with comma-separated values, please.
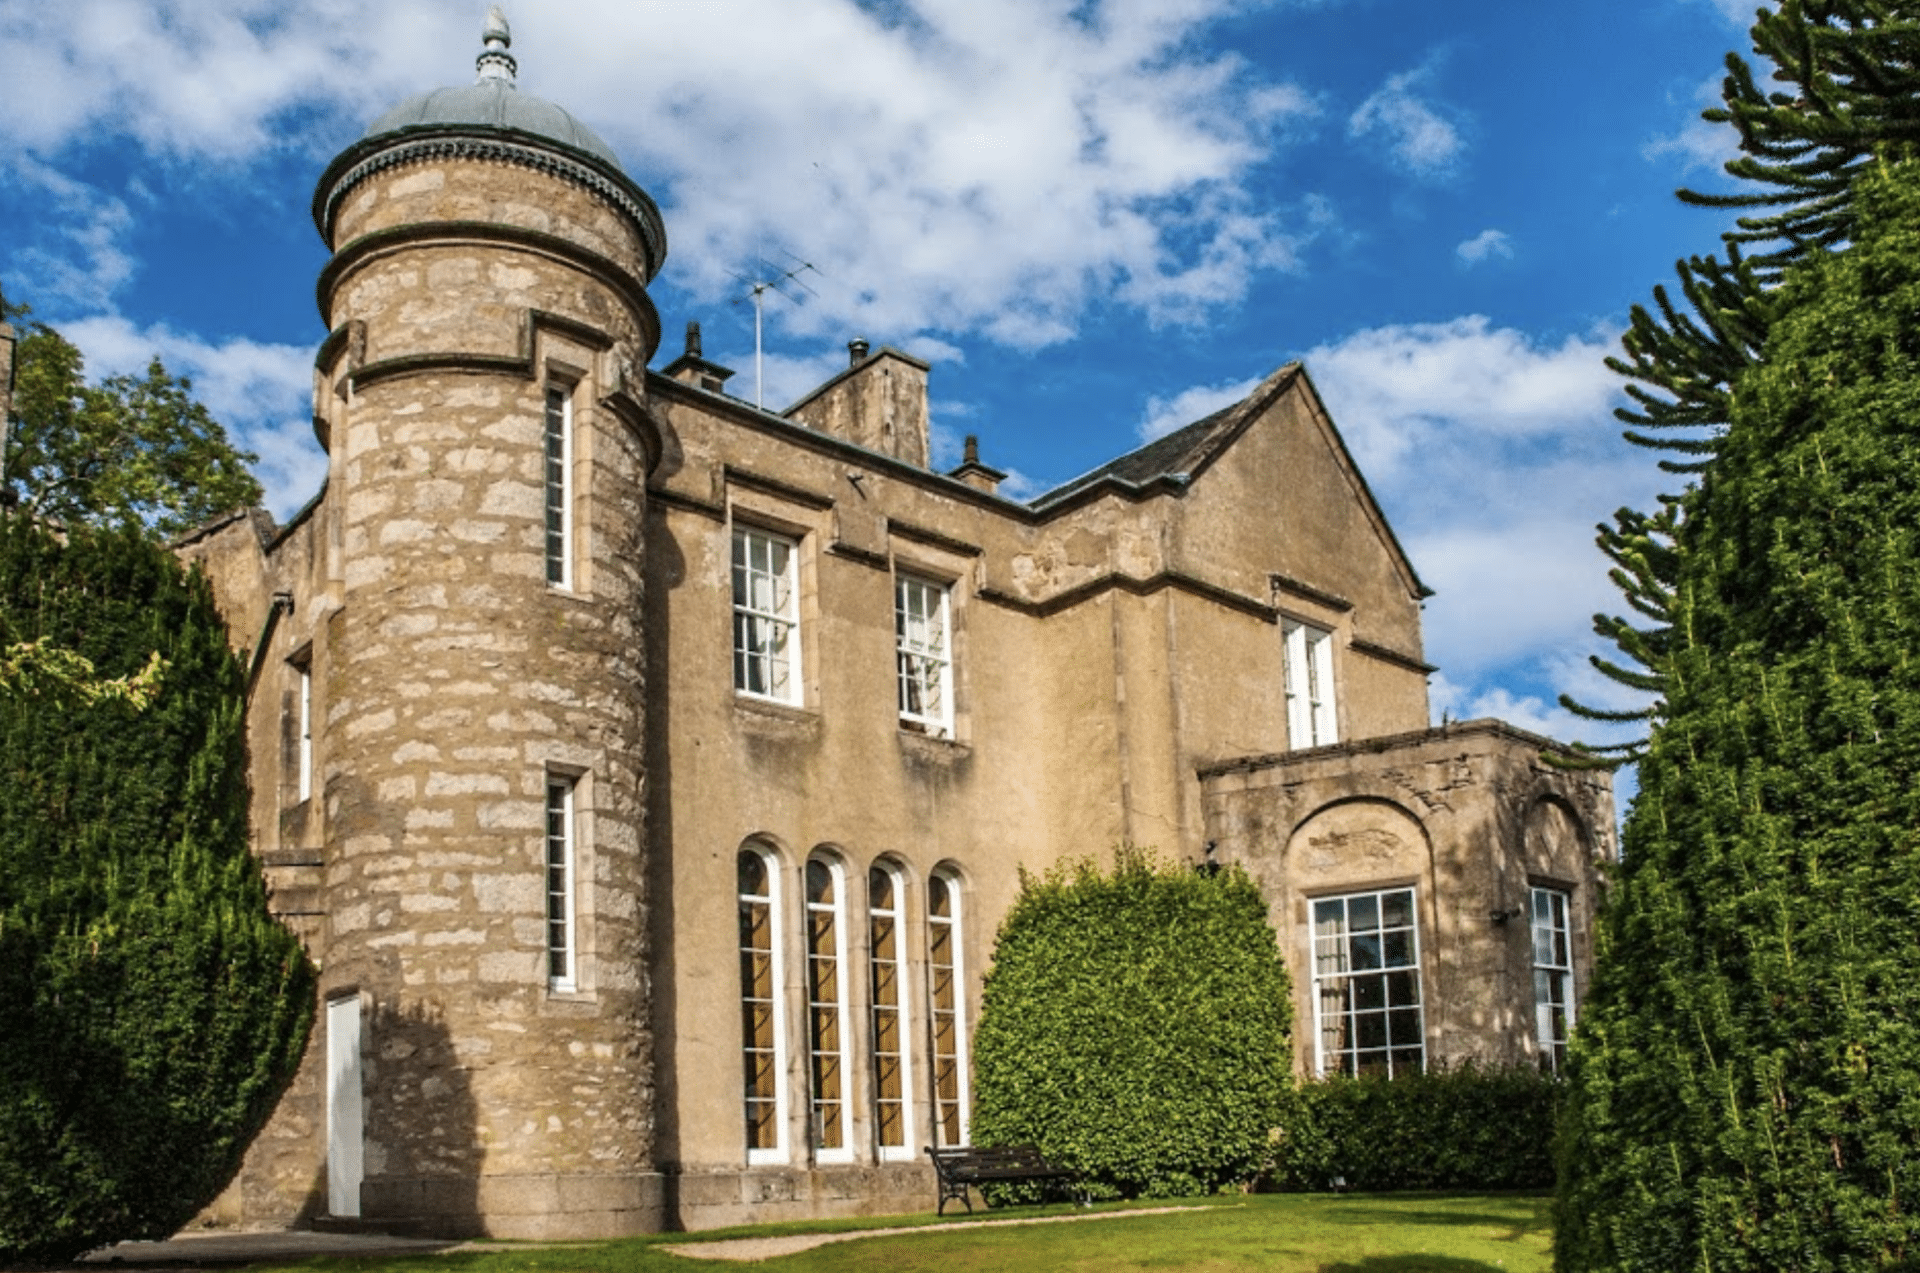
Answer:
[0, 289, 262, 538]
[971, 848, 1292, 1200]
[0, 513, 313, 1265]
[1554, 159, 1920, 1272]
[1564, 0, 1920, 763]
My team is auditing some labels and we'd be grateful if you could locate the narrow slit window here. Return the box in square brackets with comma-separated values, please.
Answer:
[895, 575, 952, 736]
[1311, 887, 1424, 1078]
[928, 871, 970, 1146]
[805, 858, 851, 1161]
[545, 778, 576, 992]
[732, 527, 800, 703]
[739, 848, 785, 1161]
[868, 863, 914, 1158]
[544, 387, 571, 588]
[1531, 887, 1575, 1072]
[296, 660, 313, 803]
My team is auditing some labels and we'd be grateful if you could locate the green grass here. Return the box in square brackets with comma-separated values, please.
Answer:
[241, 1193, 1552, 1273]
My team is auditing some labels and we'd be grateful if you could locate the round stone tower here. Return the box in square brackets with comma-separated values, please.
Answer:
[307, 9, 666, 1237]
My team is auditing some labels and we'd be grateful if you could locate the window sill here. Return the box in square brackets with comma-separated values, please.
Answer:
[733, 695, 823, 744]
[898, 729, 970, 766]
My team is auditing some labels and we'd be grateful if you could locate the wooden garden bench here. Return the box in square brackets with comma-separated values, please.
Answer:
[926, 1143, 1079, 1215]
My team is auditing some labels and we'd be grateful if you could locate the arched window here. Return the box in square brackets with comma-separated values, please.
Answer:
[868, 862, 914, 1159]
[738, 847, 786, 1163]
[927, 870, 970, 1146]
[805, 855, 852, 1162]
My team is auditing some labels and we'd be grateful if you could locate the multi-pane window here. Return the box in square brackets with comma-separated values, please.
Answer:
[868, 864, 913, 1158]
[732, 527, 800, 703]
[1283, 619, 1337, 749]
[804, 857, 851, 1161]
[545, 778, 576, 992]
[896, 575, 952, 736]
[296, 661, 313, 803]
[928, 871, 969, 1146]
[738, 848, 784, 1161]
[544, 387, 571, 588]
[1312, 888, 1424, 1077]
[1531, 887, 1575, 1072]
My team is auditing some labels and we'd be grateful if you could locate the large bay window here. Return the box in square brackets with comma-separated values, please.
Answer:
[1531, 886, 1575, 1072]
[732, 527, 800, 704]
[1311, 887, 1424, 1077]
[1283, 619, 1337, 749]
[895, 575, 952, 736]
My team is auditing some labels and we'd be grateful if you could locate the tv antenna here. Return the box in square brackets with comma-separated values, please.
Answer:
[731, 251, 820, 409]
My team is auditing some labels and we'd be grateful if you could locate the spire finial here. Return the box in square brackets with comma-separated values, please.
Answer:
[476, 6, 517, 86]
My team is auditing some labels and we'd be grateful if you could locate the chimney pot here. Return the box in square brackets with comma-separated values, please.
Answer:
[686, 321, 703, 359]
[848, 338, 871, 366]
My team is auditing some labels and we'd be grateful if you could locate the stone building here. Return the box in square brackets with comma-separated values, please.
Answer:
[175, 13, 1613, 1240]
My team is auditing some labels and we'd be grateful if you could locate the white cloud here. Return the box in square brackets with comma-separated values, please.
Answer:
[1643, 74, 1740, 176]
[1348, 65, 1464, 176]
[1455, 228, 1513, 265]
[1138, 376, 1262, 442]
[59, 316, 324, 520]
[0, 0, 1329, 351]
[1, 158, 135, 310]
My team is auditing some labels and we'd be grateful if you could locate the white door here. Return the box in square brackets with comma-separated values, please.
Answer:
[326, 996, 364, 1218]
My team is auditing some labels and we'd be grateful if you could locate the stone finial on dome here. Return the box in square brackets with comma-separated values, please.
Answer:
[476, 6, 517, 86]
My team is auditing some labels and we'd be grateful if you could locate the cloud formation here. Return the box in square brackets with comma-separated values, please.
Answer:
[1138, 376, 1264, 442]
[1, 0, 1327, 352]
[1348, 65, 1464, 176]
[1455, 228, 1513, 265]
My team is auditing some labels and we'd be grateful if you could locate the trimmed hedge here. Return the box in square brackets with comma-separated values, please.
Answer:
[971, 848, 1293, 1200]
[0, 515, 314, 1265]
[1266, 1065, 1559, 1193]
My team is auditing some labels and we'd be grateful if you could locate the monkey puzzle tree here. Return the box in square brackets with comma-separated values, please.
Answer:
[1555, 159, 1920, 1272]
[0, 515, 313, 1265]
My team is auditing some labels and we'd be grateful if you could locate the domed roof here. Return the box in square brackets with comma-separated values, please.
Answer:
[364, 80, 623, 171]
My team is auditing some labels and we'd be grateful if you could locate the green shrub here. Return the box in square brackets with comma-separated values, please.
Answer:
[1266, 1065, 1558, 1193]
[1555, 161, 1920, 1272]
[971, 848, 1292, 1200]
[0, 515, 314, 1264]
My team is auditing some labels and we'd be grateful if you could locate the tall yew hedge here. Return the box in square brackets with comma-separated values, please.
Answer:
[0, 515, 313, 1265]
[971, 850, 1292, 1199]
[1555, 161, 1920, 1272]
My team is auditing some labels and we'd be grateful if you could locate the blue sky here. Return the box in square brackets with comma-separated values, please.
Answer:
[0, 0, 1761, 769]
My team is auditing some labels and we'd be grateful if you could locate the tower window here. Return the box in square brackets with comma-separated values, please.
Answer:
[732, 527, 800, 704]
[544, 387, 571, 589]
[545, 777, 576, 992]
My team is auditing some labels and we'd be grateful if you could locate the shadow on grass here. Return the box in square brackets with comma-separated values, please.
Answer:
[1318, 1259, 1512, 1273]
[1315, 1199, 1551, 1244]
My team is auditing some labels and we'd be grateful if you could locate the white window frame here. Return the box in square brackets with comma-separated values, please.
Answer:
[1531, 886, 1575, 1072]
[1283, 619, 1337, 749]
[296, 660, 313, 804]
[867, 861, 916, 1161]
[732, 526, 801, 705]
[544, 386, 572, 590]
[927, 869, 971, 1147]
[895, 574, 953, 737]
[739, 845, 788, 1165]
[804, 855, 854, 1164]
[1310, 886, 1424, 1078]
[544, 777, 577, 993]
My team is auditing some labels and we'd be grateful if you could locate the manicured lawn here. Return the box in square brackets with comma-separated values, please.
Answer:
[252, 1193, 1551, 1273]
